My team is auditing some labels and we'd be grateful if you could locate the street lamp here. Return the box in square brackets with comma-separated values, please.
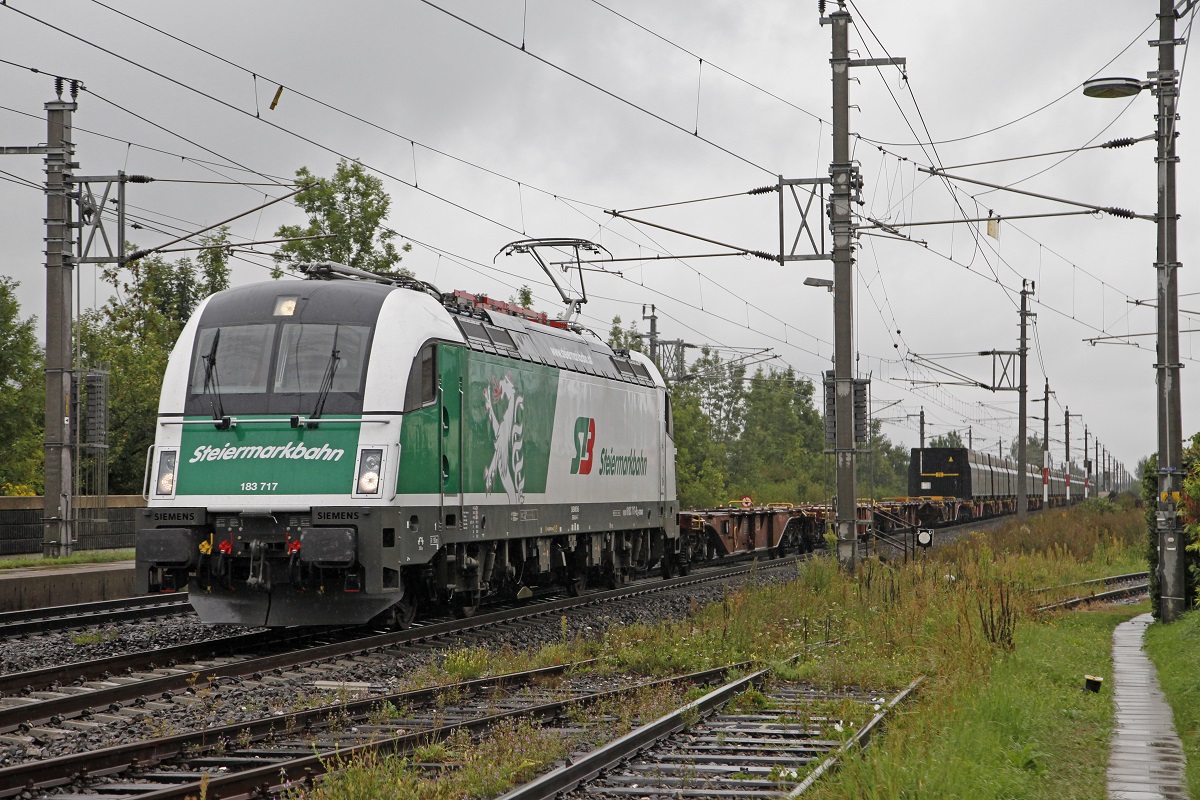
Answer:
[804, 276, 834, 292]
[1084, 0, 1186, 621]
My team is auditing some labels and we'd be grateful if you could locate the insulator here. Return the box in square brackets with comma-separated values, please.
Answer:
[128, 175, 155, 183]
[819, 0, 826, 13]
[1102, 137, 1138, 149]
[1104, 207, 1136, 219]
[750, 250, 777, 261]
[747, 185, 778, 195]
[54, 77, 63, 98]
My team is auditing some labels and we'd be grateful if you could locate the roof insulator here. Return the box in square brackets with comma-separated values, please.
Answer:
[1102, 137, 1138, 149]
[1103, 207, 1136, 219]
[747, 185, 779, 195]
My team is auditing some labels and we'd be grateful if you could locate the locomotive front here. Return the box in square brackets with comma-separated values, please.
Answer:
[136, 279, 450, 626]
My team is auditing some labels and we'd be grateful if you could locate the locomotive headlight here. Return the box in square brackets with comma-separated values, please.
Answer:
[155, 450, 178, 497]
[356, 448, 384, 495]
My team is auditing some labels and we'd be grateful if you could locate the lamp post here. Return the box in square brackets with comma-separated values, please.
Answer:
[1084, 0, 1186, 621]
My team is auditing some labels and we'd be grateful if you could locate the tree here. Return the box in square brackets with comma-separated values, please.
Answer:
[606, 315, 643, 353]
[273, 159, 411, 278]
[0, 278, 44, 494]
[1009, 435, 1044, 462]
[726, 368, 825, 503]
[669, 379, 726, 509]
[79, 232, 231, 494]
[687, 348, 746, 446]
[508, 285, 534, 309]
[929, 430, 964, 448]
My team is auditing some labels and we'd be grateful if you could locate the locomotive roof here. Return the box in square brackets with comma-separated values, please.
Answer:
[198, 278, 661, 389]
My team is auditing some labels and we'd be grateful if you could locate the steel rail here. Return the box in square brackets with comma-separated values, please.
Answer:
[498, 668, 772, 799]
[1033, 571, 1150, 594]
[0, 593, 191, 636]
[0, 555, 802, 733]
[0, 659, 604, 797]
[45, 664, 744, 800]
[788, 676, 925, 796]
[1036, 582, 1150, 612]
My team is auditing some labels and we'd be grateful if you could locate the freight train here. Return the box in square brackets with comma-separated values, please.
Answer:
[908, 446, 1086, 522]
[136, 261, 690, 627]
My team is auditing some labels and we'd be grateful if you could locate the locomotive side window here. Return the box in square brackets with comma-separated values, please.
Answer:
[404, 344, 438, 412]
[189, 324, 275, 395]
[485, 326, 518, 353]
[274, 324, 370, 395]
[665, 393, 673, 436]
[611, 357, 636, 380]
[456, 318, 493, 352]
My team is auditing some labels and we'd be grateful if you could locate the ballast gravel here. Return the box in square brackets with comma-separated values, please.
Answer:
[0, 565, 797, 768]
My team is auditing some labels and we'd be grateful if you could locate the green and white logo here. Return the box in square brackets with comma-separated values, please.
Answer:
[570, 417, 595, 475]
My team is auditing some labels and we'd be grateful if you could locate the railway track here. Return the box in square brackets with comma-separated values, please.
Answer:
[0, 554, 804, 749]
[0, 593, 192, 637]
[1035, 571, 1150, 612]
[502, 664, 922, 798]
[0, 658, 741, 799]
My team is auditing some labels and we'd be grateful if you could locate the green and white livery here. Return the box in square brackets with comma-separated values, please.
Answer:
[137, 267, 681, 627]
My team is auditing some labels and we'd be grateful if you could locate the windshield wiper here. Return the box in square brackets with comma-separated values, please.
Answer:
[304, 325, 340, 429]
[201, 328, 231, 430]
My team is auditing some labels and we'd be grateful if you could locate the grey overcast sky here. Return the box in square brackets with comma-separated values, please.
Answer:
[0, 0, 1194, 476]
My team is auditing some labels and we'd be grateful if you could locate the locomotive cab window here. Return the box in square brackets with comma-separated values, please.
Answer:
[189, 324, 275, 395]
[404, 344, 438, 412]
[274, 323, 370, 395]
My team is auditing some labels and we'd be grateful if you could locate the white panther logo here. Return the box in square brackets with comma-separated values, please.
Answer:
[484, 374, 525, 504]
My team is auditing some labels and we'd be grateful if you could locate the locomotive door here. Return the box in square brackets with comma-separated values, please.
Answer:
[438, 346, 464, 528]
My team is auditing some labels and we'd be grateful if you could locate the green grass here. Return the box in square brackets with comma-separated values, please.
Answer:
[1143, 608, 1200, 798]
[296, 503, 1148, 797]
[0, 549, 134, 570]
[809, 603, 1148, 799]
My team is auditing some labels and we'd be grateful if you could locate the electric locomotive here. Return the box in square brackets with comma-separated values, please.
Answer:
[136, 260, 682, 627]
[909, 446, 1087, 516]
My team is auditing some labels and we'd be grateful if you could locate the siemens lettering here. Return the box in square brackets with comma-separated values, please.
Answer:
[188, 443, 346, 464]
[598, 448, 648, 477]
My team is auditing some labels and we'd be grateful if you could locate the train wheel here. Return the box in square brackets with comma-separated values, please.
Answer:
[452, 589, 481, 618]
[566, 568, 588, 597]
[661, 554, 678, 579]
[392, 596, 418, 629]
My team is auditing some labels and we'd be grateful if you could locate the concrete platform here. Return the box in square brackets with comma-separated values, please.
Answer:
[1108, 613, 1189, 800]
[0, 561, 135, 612]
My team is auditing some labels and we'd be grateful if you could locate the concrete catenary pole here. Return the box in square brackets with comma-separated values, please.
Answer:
[828, 5, 857, 572]
[1084, 425, 1090, 499]
[1042, 379, 1052, 505]
[1152, 0, 1187, 620]
[43, 86, 77, 557]
[1017, 281, 1033, 521]
[1065, 407, 1071, 502]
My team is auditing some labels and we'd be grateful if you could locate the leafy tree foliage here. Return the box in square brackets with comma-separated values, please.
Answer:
[79, 233, 230, 494]
[509, 285, 534, 309]
[664, 353, 910, 509]
[274, 159, 411, 278]
[1009, 435, 1044, 462]
[0, 278, 44, 494]
[606, 315, 643, 353]
[929, 430, 964, 448]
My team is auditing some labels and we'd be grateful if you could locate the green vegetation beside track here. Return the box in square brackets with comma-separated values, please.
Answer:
[1144, 609, 1200, 798]
[0, 549, 133, 570]
[296, 501, 1147, 798]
